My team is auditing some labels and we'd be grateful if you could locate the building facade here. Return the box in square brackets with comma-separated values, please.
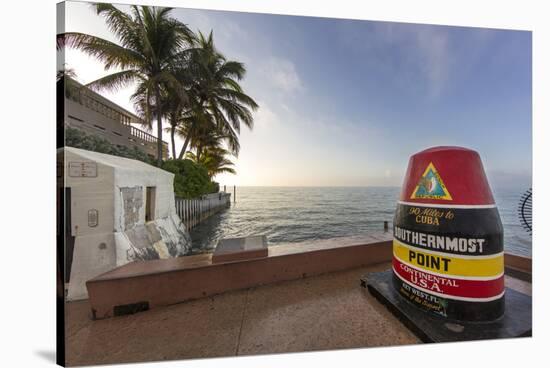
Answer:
[59, 147, 191, 301]
[63, 77, 168, 159]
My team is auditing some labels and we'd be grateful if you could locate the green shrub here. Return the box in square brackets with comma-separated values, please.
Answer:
[65, 127, 156, 165]
[65, 127, 219, 198]
[211, 181, 220, 193]
[162, 159, 219, 199]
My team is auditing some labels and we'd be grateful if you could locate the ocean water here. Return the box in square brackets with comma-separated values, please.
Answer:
[190, 186, 532, 257]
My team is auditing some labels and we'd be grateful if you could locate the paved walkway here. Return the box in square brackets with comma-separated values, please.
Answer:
[65, 262, 531, 366]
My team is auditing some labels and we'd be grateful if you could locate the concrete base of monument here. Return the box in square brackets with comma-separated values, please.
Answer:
[361, 270, 532, 343]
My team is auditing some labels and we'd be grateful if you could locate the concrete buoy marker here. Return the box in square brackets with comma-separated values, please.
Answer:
[392, 146, 504, 321]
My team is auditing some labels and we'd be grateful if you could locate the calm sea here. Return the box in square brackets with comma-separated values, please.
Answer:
[190, 186, 532, 256]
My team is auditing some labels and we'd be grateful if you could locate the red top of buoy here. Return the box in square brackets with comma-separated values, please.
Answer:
[399, 146, 495, 205]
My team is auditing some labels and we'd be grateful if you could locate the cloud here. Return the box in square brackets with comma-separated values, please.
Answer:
[387, 24, 452, 98]
[260, 58, 304, 93]
[370, 24, 494, 100]
[352, 22, 453, 99]
[180, 10, 248, 45]
[251, 101, 279, 127]
[412, 26, 452, 98]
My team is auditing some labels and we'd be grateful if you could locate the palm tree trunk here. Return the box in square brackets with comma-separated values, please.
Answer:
[155, 87, 163, 167]
[178, 123, 193, 160]
[196, 145, 202, 163]
[170, 124, 176, 159]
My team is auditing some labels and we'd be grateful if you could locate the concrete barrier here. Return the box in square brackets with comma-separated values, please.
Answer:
[86, 234, 393, 319]
[84, 231, 531, 320]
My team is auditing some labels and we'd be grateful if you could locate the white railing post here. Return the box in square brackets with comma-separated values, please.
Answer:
[175, 193, 232, 232]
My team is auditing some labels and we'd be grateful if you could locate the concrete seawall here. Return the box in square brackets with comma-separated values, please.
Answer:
[175, 192, 231, 231]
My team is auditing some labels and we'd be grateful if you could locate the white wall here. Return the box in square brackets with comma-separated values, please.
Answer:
[64, 150, 115, 237]
[63, 149, 117, 300]
[113, 166, 175, 232]
[62, 148, 190, 300]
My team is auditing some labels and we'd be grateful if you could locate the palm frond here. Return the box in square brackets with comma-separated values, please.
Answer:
[86, 70, 142, 93]
[93, 3, 142, 51]
[216, 60, 246, 81]
[61, 32, 144, 70]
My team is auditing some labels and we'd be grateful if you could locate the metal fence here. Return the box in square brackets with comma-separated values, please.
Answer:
[175, 192, 231, 231]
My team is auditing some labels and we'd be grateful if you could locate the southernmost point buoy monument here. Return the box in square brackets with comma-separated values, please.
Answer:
[394, 146, 504, 321]
[363, 146, 531, 342]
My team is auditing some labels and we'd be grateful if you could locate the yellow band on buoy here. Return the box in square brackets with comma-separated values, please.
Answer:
[393, 239, 504, 278]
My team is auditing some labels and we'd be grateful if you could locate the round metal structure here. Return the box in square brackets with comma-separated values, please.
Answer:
[518, 188, 532, 235]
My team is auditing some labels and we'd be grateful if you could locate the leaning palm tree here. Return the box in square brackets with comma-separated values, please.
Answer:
[177, 31, 258, 159]
[58, 4, 195, 166]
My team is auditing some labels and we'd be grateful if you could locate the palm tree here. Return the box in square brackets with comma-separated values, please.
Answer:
[186, 147, 236, 179]
[56, 65, 81, 101]
[186, 118, 220, 162]
[182, 119, 238, 178]
[176, 31, 259, 159]
[56, 64, 77, 81]
[159, 76, 199, 159]
[58, 4, 195, 166]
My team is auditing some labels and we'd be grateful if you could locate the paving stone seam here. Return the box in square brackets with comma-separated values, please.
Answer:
[235, 288, 251, 356]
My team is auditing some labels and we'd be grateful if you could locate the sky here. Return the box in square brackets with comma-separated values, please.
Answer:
[59, 1, 532, 189]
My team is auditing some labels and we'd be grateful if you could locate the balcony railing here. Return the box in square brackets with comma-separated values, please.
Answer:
[66, 80, 169, 157]
[130, 126, 158, 143]
[130, 125, 169, 152]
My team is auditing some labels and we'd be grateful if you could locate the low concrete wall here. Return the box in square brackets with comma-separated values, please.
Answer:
[87, 235, 392, 319]
[504, 253, 532, 281]
[504, 253, 532, 273]
[85, 233, 533, 319]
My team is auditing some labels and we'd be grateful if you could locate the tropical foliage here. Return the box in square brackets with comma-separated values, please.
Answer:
[65, 127, 156, 165]
[162, 159, 219, 198]
[58, 3, 257, 180]
[65, 128, 219, 198]
[186, 147, 236, 179]
[59, 4, 194, 166]
[174, 31, 258, 160]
